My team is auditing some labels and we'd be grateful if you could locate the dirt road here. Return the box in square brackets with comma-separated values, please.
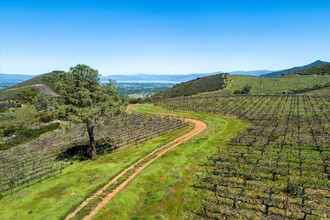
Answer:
[66, 115, 206, 220]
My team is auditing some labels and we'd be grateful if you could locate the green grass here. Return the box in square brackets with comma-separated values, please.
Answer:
[0, 122, 192, 220]
[93, 104, 248, 219]
[198, 74, 330, 95]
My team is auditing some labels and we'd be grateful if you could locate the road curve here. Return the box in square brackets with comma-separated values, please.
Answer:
[66, 115, 206, 220]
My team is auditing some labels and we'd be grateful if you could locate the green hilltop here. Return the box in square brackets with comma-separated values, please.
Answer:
[282, 63, 330, 76]
[154, 73, 227, 99]
[261, 60, 329, 77]
[0, 71, 64, 102]
[154, 64, 330, 98]
[8, 70, 64, 90]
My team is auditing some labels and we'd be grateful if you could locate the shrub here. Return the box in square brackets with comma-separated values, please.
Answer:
[33, 93, 58, 112]
[3, 124, 20, 137]
[241, 84, 252, 94]
[16, 88, 39, 103]
[37, 112, 54, 123]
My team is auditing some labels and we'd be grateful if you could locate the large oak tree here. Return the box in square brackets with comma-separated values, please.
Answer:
[56, 64, 125, 160]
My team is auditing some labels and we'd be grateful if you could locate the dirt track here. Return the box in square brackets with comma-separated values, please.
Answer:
[66, 113, 206, 220]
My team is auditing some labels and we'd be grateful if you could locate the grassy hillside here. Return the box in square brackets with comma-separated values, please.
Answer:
[197, 74, 330, 96]
[261, 60, 329, 77]
[154, 74, 227, 99]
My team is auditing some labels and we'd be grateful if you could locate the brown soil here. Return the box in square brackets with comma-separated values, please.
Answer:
[66, 110, 206, 220]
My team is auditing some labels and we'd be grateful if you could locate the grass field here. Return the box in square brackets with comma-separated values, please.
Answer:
[93, 104, 247, 219]
[0, 120, 193, 220]
[199, 74, 330, 95]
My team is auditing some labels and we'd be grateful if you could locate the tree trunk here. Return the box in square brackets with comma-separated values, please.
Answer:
[86, 122, 97, 160]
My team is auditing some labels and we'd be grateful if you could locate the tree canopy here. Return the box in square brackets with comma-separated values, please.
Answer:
[56, 64, 125, 159]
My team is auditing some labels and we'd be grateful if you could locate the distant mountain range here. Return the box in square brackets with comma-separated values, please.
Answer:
[99, 70, 272, 83]
[261, 60, 329, 77]
[1, 60, 328, 89]
[0, 70, 271, 88]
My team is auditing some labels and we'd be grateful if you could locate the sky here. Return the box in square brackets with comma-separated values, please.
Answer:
[0, 0, 329, 75]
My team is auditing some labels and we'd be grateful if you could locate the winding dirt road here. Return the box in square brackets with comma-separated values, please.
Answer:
[66, 113, 206, 220]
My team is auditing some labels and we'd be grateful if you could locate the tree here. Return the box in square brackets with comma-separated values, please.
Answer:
[56, 64, 125, 160]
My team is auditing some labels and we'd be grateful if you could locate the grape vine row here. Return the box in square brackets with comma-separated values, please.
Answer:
[0, 113, 188, 195]
[156, 95, 329, 219]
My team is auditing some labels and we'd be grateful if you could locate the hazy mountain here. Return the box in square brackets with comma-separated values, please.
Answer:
[261, 60, 329, 77]
[101, 70, 271, 83]
[101, 72, 222, 83]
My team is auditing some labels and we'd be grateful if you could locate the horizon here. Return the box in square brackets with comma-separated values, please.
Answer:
[1, 0, 330, 75]
[1, 68, 275, 76]
[1, 59, 328, 76]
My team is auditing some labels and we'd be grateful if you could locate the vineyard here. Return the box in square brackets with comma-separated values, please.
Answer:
[155, 95, 330, 219]
[0, 113, 188, 196]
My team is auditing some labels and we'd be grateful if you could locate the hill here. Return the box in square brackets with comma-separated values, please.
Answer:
[153, 73, 227, 98]
[7, 71, 64, 90]
[283, 63, 330, 76]
[154, 66, 330, 97]
[0, 71, 63, 102]
[199, 74, 330, 96]
[261, 60, 329, 77]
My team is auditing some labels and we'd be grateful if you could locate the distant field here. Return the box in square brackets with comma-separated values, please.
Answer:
[116, 82, 174, 98]
[199, 75, 330, 96]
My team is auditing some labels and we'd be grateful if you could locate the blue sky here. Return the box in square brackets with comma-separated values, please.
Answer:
[0, 0, 329, 75]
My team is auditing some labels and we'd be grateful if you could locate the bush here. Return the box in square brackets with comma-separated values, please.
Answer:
[3, 124, 20, 137]
[37, 112, 54, 123]
[0, 102, 22, 109]
[16, 88, 39, 103]
[241, 84, 252, 94]
[33, 93, 58, 112]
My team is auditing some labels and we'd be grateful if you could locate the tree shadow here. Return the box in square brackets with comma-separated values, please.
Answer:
[56, 139, 117, 161]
